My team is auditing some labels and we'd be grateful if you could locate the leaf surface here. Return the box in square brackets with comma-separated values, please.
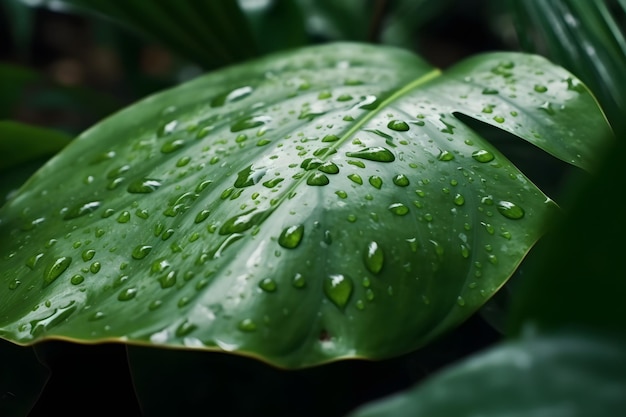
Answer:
[0, 43, 609, 367]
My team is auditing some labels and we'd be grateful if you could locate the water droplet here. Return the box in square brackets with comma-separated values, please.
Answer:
[90, 262, 101, 274]
[176, 156, 191, 167]
[43, 257, 72, 287]
[534, 84, 548, 93]
[387, 120, 409, 131]
[307, 172, 329, 186]
[472, 149, 495, 162]
[322, 134, 339, 143]
[539, 101, 555, 115]
[115, 211, 130, 224]
[324, 274, 353, 310]
[318, 161, 339, 174]
[211, 85, 254, 107]
[346, 147, 395, 162]
[219, 209, 265, 235]
[493, 116, 505, 123]
[159, 271, 177, 288]
[160, 139, 185, 153]
[336, 94, 353, 102]
[278, 224, 304, 249]
[454, 193, 465, 206]
[63, 201, 101, 220]
[89, 150, 115, 164]
[369, 176, 383, 189]
[259, 278, 277, 292]
[26, 253, 44, 270]
[388, 203, 409, 216]
[263, 177, 284, 188]
[335, 190, 348, 199]
[497, 201, 525, 219]
[8, 279, 21, 290]
[127, 178, 162, 193]
[132, 245, 152, 260]
[292, 273, 306, 288]
[175, 320, 197, 337]
[438, 150, 455, 161]
[70, 274, 84, 285]
[300, 158, 323, 171]
[136, 209, 149, 219]
[364, 241, 384, 274]
[482, 88, 499, 95]
[238, 318, 257, 332]
[348, 174, 363, 185]
[230, 115, 271, 132]
[460, 244, 470, 258]
[194, 209, 211, 224]
[118, 287, 137, 301]
[392, 174, 410, 187]
[234, 164, 266, 188]
[457, 296, 466, 306]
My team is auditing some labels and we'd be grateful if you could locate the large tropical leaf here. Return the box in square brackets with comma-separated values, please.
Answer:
[0, 43, 610, 368]
[506, 0, 626, 128]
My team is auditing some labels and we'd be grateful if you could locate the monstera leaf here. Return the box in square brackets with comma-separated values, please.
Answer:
[0, 43, 610, 368]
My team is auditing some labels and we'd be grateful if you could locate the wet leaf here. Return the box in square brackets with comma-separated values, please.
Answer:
[0, 43, 610, 367]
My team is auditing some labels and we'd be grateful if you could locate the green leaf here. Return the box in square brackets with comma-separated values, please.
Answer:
[507, 124, 626, 335]
[0, 43, 610, 368]
[0, 121, 72, 173]
[238, 0, 308, 53]
[52, 0, 259, 69]
[0, 63, 40, 119]
[507, 0, 626, 128]
[347, 331, 626, 417]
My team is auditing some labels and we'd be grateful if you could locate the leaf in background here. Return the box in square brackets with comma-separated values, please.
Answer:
[238, 0, 308, 54]
[0, 0, 36, 60]
[506, 0, 626, 128]
[0, 64, 41, 119]
[297, 0, 373, 41]
[52, 0, 259, 70]
[0, 43, 610, 368]
[0, 339, 49, 417]
[0, 121, 72, 173]
[346, 331, 626, 417]
[507, 127, 625, 336]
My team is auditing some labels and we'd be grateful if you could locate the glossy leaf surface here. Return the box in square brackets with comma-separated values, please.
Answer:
[0, 43, 609, 367]
[348, 331, 626, 417]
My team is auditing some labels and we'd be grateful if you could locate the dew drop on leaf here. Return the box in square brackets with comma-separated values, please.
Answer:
[438, 150, 455, 161]
[259, 278, 277, 292]
[118, 287, 138, 301]
[364, 241, 384, 274]
[324, 274, 353, 310]
[160, 139, 186, 153]
[392, 174, 410, 187]
[497, 201, 525, 219]
[388, 203, 409, 216]
[43, 256, 72, 287]
[472, 149, 495, 163]
[70, 274, 84, 285]
[238, 318, 257, 332]
[346, 147, 395, 162]
[132, 245, 153, 260]
[369, 175, 383, 189]
[306, 172, 329, 186]
[387, 120, 409, 131]
[292, 273, 306, 288]
[63, 201, 101, 220]
[230, 115, 271, 133]
[127, 178, 162, 194]
[348, 173, 363, 185]
[278, 224, 304, 249]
